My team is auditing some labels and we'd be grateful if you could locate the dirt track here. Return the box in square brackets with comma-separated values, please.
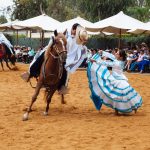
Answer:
[0, 63, 150, 150]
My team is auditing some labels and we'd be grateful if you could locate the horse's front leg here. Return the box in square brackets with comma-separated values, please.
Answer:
[44, 88, 56, 116]
[22, 81, 43, 121]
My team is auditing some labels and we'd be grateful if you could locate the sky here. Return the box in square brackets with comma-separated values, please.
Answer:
[0, 0, 14, 8]
[0, 0, 14, 21]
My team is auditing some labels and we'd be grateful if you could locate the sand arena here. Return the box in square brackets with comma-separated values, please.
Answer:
[0, 63, 150, 150]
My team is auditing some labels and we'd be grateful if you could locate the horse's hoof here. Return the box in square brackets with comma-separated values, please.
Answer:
[115, 110, 119, 115]
[43, 112, 48, 116]
[22, 113, 29, 121]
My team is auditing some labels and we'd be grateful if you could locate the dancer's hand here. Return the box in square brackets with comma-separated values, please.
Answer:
[90, 59, 96, 63]
[98, 50, 103, 55]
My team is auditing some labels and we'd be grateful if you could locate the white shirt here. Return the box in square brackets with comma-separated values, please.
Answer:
[65, 33, 87, 73]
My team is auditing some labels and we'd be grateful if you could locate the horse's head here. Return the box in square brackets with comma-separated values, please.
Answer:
[49, 30, 67, 62]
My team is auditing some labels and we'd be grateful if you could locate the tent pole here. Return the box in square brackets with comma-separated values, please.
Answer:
[16, 29, 18, 46]
[41, 30, 44, 47]
[118, 29, 122, 49]
[30, 30, 32, 47]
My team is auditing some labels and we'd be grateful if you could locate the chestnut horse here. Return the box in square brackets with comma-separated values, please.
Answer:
[23, 31, 67, 121]
[0, 43, 16, 70]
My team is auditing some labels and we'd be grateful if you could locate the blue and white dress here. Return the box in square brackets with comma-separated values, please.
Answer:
[87, 52, 142, 113]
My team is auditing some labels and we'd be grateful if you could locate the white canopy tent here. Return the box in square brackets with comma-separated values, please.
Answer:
[61, 16, 113, 35]
[0, 20, 25, 45]
[87, 31, 114, 36]
[12, 14, 61, 31]
[128, 22, 150, 34]
[0, 20, 23, 30]
[86, 11, 145, 47]
[86, 11, 144, 34]
[12, 14, 62, 46]
[61, 16, 94, 31]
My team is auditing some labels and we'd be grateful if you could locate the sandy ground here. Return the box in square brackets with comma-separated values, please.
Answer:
[0, 63, 150, 150]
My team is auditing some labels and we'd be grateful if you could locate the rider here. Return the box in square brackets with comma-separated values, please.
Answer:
[0, 33, 15, 55]
[21, 23, 88, 94]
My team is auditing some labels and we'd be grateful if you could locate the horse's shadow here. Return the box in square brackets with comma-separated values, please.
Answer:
[22, 105, 145, 121]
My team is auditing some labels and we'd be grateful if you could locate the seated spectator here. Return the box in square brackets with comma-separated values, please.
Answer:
[28, 47, 35, 63]
[138, 50, 150, 73]
[125, 51, 134, 70]
[15, 46, 21, 62]
[22, 47, 28, 63]
[141, 42, 149, 53]
[129, 50, 145, 72]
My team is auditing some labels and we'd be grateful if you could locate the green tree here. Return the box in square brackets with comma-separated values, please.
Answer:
[126, 0, 150, 22]
[12, 0, 48, 20]
[46, 0, 83, 21]
[127, 6, 149, 22]
[11, 0, 150, 23]
[77, 0, 135, 22]
[0, 15, 7, 24]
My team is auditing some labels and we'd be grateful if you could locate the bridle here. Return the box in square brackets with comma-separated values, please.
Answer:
[49, 44, 67, 59]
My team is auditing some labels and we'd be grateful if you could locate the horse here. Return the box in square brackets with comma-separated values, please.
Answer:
[23, 30, 67, 121]
[0, 43, 16, 71]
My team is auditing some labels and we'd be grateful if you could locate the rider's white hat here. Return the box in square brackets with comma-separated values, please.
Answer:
[75, 25, 88, 45]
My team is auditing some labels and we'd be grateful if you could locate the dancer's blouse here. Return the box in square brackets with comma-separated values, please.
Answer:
[95, 51, 127, 81]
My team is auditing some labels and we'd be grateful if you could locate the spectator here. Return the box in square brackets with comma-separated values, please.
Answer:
[125, 51, 134, 71]
[138, 50, 150, 73]
[129, 50, 145, 72]
[28, 47, 35, 63]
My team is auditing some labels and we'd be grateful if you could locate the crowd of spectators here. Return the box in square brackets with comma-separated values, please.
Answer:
[81, 42, 150, 73]
[13, 45, 40, 63]
[13, 42, 150, 74]
[126, 43, 150, 73]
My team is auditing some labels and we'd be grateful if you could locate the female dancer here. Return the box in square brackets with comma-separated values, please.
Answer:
[88, 49, 142, 114]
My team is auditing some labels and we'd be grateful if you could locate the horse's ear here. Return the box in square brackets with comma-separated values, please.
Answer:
[63, 29, 67, 36]
[54, 30, 58, 37]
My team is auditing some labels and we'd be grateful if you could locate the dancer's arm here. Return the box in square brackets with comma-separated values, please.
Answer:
[90, 59, 116, 68]
[101, 51, 116, 61]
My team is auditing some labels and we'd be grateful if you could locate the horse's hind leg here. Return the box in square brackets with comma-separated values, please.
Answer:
[23, 81, 43, 121]
[61, 94, 66, 104]
[44, 88, 56, 116]
[0, 60, 4, 71]
[5, 59, 12, 70]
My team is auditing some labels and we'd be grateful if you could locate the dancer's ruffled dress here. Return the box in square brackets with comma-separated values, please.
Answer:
[87, 52, 142, 113]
